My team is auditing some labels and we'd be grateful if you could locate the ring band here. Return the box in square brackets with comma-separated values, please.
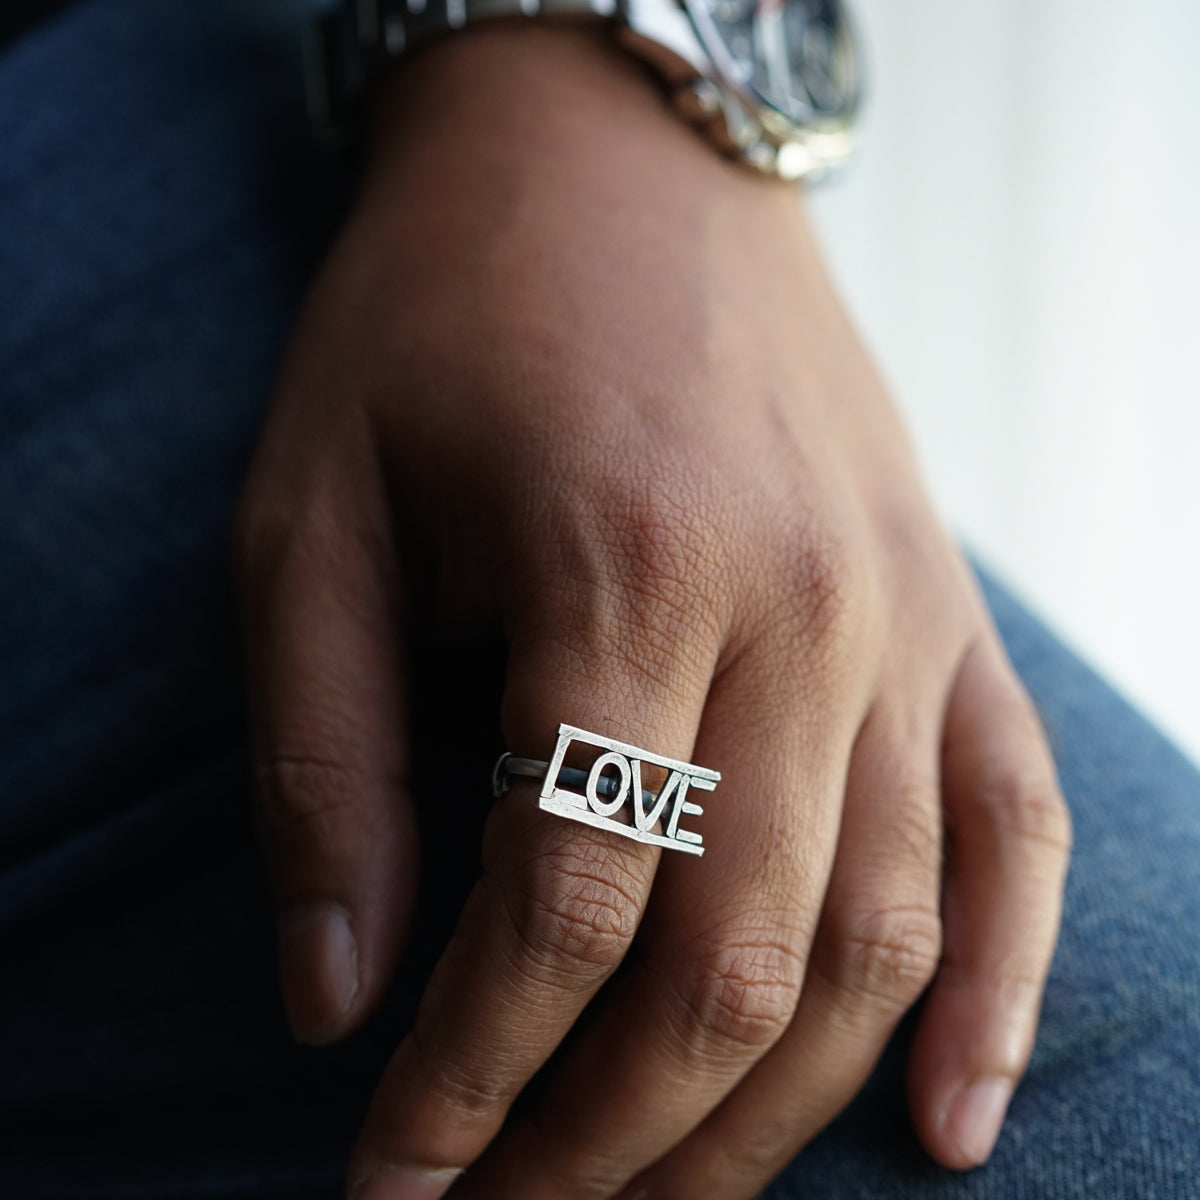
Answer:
[493, 754, 657, 806]
[492, 723, 720, 857]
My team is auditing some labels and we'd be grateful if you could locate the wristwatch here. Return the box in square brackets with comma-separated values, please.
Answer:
[309, 0, 861, 183]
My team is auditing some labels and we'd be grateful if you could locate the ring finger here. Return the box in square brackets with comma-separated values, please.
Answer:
[451, 631, 872, 1199]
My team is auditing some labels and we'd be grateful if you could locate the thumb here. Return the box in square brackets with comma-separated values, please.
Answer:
[233, 417, 418, 1045]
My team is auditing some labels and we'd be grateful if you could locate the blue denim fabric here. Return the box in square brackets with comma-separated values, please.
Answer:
[1, 1, 1197, 1196]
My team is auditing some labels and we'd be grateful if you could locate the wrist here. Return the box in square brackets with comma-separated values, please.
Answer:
[363, 24, 720, 189]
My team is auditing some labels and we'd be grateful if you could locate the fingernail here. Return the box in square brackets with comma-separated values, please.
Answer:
[944, 1077, 1012, 1166]
[279, 904, 358, 1044]
[349, 1165, 463, 1200]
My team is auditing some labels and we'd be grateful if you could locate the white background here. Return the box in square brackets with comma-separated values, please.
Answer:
[811, 0, 1200, 762]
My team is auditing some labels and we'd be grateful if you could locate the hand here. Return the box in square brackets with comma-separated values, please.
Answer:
[233, 26, 1071, 1200]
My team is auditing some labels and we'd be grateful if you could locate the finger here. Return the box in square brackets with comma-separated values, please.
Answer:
[453, 617, 875, 1200]
[346, 598, 720, 1199]
[234, 414, 417, 1046]
[618, 690, 945, 1200]
[908, 633, 1071, 1169]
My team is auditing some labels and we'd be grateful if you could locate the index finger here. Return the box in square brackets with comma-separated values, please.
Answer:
[346, 617, 719, 1199]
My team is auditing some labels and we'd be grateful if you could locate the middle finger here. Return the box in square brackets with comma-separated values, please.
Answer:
[453, 632, 871, 1199]
[623, 685, 946, 1198]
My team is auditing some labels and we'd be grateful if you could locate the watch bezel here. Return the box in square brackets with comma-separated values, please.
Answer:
[679, 0, 860, 153]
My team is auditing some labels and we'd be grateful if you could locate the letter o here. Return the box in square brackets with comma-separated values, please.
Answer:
[586, 752, 631, 818]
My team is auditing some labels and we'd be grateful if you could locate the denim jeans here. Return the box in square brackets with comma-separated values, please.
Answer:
[1, 1, 1198, 1196]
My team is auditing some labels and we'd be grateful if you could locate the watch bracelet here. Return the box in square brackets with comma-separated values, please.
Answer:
[307, 0, 860, 182]
[308, 0, 626, 139]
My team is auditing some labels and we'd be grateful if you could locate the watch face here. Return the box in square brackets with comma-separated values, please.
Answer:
[687, 0, 858, 129]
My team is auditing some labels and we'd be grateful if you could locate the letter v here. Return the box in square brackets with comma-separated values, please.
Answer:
[635, 768, 683, 832]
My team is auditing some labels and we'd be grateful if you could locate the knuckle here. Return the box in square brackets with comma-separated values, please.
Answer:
[702, 1116, 801, 1187]
[761, 522, 873, 667]
[820, 903, 943, 1011]
[669, 939, 804, 1058]
[979, 761, 1073, 858]
[408, 1025, 514, 1128]
[232, 467, 384, 590]
[600, 472, 728, 626]
[890, 780, 944, 876]
[794, 527, 868, 640]
[505, 842, 643, 976]
[254, 754, 363, 851]
[526, 1111, 625, 1200]
[514, 472, 728, 697]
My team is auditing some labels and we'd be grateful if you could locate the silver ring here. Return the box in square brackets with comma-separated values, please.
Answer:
[492, 723, 720, 857]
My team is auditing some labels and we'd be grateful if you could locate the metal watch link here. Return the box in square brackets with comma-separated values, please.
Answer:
[309, 0, 860, 182]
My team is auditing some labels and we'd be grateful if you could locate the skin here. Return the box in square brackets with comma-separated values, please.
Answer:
[233, 25, 1072, 1200]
